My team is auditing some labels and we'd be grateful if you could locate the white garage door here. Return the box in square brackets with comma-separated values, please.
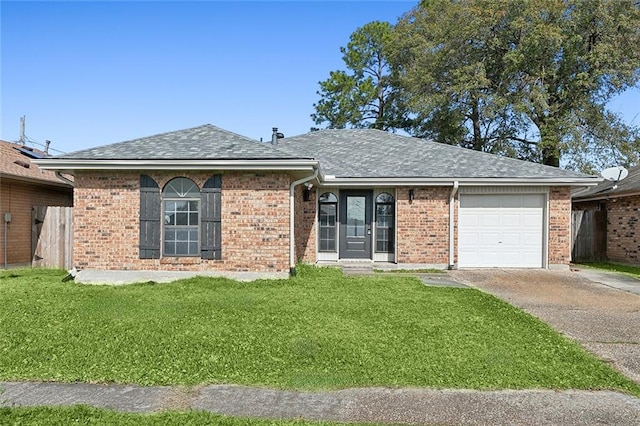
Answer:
[459, 194, 544, 268]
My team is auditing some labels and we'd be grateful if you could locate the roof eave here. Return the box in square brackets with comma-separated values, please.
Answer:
[317, 176, 601, 187]
[0, 172, 74, 189]
[573, 189, 640, 202]
[32, 158, 319, 171]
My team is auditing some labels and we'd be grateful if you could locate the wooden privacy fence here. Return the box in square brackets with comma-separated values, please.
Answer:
[571, 209, 606, 263]
[32, 206, 73, 269]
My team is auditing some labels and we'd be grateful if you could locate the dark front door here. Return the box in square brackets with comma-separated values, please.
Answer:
[339, 190, 372, 259]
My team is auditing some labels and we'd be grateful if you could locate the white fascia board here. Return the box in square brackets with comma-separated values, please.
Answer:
[32, 159, 318, 171]
[317, 176, 602, 187]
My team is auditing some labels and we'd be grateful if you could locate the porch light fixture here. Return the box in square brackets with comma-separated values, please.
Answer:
[409, 189, 415, 204]
[303, 188, 311, 201]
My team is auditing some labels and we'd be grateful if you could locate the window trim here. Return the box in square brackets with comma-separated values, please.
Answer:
[161, 177, 201, 258]
[375, 192, 395, 254]
[318, 192, 338, 253]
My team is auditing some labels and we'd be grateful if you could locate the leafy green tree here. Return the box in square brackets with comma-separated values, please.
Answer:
[392, 1, 524, 154]
[393, 0, 640, 169]
[312, 21, 407, 131]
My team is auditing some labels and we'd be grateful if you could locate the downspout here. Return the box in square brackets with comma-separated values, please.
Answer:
[449, 181, 459, 269]
[56, 171, 74, 186]
[289, 166, 319, 276]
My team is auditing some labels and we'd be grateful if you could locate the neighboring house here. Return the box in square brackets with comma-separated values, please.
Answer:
[35, 124, 598, 283]
[0, 140, 73, 267]
[572, 165, 640, 264]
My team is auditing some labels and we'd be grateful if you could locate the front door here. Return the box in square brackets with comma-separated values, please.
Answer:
[339, 190, 372, 259]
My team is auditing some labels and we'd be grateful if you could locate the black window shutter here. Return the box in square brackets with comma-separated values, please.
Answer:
[201, 175, 222, 260]
[139, 175, 161, 259]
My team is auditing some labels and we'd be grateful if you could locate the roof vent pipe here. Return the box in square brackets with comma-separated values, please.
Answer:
[271, 127, 285, 145]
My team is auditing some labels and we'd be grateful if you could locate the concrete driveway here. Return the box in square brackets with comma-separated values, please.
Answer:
[450, 268, 640, 384]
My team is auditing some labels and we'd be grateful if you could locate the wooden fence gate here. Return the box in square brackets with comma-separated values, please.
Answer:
[32, 206, 73, 269]
[571, 209, 606, 263]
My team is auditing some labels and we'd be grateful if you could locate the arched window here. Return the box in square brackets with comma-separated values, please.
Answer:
[163, 177, 200, 256]
[375, 192, 394, 253]
[318, 192, 338, 252]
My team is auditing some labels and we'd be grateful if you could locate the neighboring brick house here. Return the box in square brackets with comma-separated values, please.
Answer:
[35, 124, 598, 283]
[0, 140, 73, 267]
[572, 165, 640, 264]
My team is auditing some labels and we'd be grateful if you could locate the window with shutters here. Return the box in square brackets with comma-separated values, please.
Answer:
[162, 177, 200, 256]
[139, 175, 221, 260]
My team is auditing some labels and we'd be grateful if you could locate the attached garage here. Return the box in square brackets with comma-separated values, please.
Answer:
[458, 192, 545, 268]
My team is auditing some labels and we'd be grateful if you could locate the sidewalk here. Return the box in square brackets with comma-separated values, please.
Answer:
[571, 267, 640, 295]
[2, 381, 640, 425]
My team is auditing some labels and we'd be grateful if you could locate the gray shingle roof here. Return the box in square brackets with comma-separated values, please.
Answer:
[56, 124, 594, 180]
[59, 124, 304, 160]
[277, 129, 590, 179]
[573, 165, 640, 199]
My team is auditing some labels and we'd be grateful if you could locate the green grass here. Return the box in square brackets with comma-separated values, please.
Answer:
[0, 406, 367, 425]
[1, 265, 639, 396]
[576, 262, 640, 279]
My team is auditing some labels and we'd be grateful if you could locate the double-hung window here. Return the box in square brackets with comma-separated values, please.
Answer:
[163, 177, 200, 256]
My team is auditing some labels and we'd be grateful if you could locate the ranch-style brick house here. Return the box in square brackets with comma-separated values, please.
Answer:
[35, 124, 599, 283]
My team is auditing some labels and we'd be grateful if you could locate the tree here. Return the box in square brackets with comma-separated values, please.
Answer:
[311, 21, 406, 131]
[392, 0, 640, 169]
[391, 1, 524, 155]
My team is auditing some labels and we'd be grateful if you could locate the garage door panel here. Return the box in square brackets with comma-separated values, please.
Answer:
[480, 232, 500, 245]
[500, 232, 521, 246]
[459, 214, 480, 227]
[480, 213, 501, 226]
[459, 194, 544, 268]
[501, 213, 522, 227]
[522, 213, 542, 227]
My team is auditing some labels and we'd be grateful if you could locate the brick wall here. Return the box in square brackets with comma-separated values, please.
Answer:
[606, 195, 640, 264]
[549, 186, 572, 265]
[396, 187, 451, 264]
[294, 185, 316, 264]
[0, 179, 73, 265]
[73, 171, 291, 272]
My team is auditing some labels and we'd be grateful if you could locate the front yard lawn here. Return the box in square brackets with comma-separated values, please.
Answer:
[1, 265, 638, 395]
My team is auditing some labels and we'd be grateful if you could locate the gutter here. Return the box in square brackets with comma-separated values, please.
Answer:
[289, 166, 319, 276]
[573, 190, 640, 203]
[32, 159, 317, 171]
[317, 176, 601, 187]
[449, 181, 459, 269]
[55, 171, 74, 186]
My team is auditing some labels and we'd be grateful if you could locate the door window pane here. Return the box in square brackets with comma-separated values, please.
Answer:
[346, 196, 365, 237]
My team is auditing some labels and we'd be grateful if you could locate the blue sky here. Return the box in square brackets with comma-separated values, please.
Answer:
[1, 1, 638, 155]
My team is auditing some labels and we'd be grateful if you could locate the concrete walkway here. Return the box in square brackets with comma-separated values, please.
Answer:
[2, 381, 639, 425]
[571, 267, 640, 296]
